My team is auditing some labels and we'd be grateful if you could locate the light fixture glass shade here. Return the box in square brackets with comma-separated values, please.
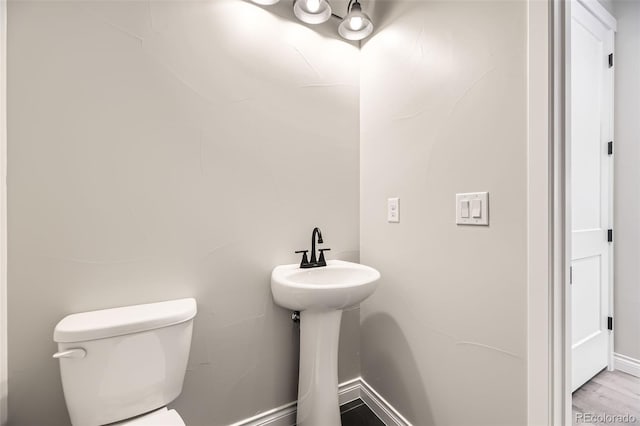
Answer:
[293, 0, 333, 25]
[250, 0, 280, 5]
[338, 1, 373, 41]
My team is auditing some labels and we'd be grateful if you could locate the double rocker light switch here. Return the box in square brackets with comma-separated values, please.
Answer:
[456, 192, 489, 226]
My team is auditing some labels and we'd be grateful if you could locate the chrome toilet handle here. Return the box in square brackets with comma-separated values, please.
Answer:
[52, 348, 86, 359]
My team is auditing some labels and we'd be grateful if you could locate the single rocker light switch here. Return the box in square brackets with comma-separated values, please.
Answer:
[387, 198, 400, 223]
[471, 199, 482, 218]
[461, 200, 470, 218]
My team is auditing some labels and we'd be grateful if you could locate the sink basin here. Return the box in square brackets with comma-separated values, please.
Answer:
[271, 260, 380, 311]
[271, 259, 381, 426]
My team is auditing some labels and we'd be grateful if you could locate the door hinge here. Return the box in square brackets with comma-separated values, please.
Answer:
[608, 53, 614, 68]
[608, 141, 613, 155]
[608, 316, 613, 331]
[608, 229, 613, 242]
[570, 266, 573, 285]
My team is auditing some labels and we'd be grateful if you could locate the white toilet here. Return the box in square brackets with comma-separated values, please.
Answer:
[53, 298, 197, 426]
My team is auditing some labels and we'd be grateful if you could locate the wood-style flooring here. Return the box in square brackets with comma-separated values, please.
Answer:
[573, 369, 640, 425]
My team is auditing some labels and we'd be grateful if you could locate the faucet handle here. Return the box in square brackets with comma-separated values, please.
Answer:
[295, 250, 309, 267]
[318, 248, 331, 264]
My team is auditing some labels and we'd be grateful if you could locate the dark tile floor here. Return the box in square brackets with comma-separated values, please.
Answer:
[340, 399, 386, 426]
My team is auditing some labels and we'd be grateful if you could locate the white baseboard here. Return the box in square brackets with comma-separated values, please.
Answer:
[338, 377, 362, 406]
[614, 353, 640, 378]
[359, 378, 412, 426]
[228, 377, 411, 426]
[228, 400, 297, 426]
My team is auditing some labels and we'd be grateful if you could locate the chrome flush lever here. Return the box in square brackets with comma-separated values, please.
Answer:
[53, 348, 87, 359]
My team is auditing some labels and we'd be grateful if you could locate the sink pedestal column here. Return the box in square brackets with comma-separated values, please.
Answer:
[296, 309, 343, 426]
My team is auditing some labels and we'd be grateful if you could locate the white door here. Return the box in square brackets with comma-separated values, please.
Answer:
[570, 0, 614, 392]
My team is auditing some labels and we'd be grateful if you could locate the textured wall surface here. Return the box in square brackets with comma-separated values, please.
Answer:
[359, 1, 528, 425]
[613, 0, 640, 361]
[7, 1, 360, 425]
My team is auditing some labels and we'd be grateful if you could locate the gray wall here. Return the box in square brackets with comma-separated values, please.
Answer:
[7, 1, 360, 425]
[359, 1, 528, 425]
[613, 0, 640, 361]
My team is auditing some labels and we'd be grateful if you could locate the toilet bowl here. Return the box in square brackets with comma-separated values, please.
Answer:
[113, 408, 184, 426]
[53, 298, 197, 426]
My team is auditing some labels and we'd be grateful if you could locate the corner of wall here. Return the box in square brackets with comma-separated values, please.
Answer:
[0, 0, 7, 424]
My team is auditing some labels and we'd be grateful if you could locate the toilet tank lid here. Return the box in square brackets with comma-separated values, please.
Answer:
[54, 298, 197, 343]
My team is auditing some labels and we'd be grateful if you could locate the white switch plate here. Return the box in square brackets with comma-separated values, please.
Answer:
[387, 198, 400, 223]
[456, 192, 489, 225]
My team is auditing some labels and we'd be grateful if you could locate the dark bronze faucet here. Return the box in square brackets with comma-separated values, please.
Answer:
[295, 227, 331, 269]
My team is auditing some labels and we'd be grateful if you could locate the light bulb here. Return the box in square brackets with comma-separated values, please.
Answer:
[338, 1, 373, 41]
[293, 0, 332, 24]
[349, 16, 364, 31]
[306, 0, 321, 13]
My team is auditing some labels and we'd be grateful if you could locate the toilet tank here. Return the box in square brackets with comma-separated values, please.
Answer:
[53, 298, 197, 426]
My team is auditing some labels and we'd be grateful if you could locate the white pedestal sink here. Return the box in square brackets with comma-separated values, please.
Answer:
[271, 260, 381, 426]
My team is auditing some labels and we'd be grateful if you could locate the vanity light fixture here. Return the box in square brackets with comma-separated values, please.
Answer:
[247, 0, 374, 41]
[338, 0, 373, 41]
[293, 0, 333, 25]
[250, 0, 280, 5]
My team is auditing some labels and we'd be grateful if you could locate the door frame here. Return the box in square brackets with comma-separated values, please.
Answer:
[0, 0, 7, 424]
[526, 1, 616, 425]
